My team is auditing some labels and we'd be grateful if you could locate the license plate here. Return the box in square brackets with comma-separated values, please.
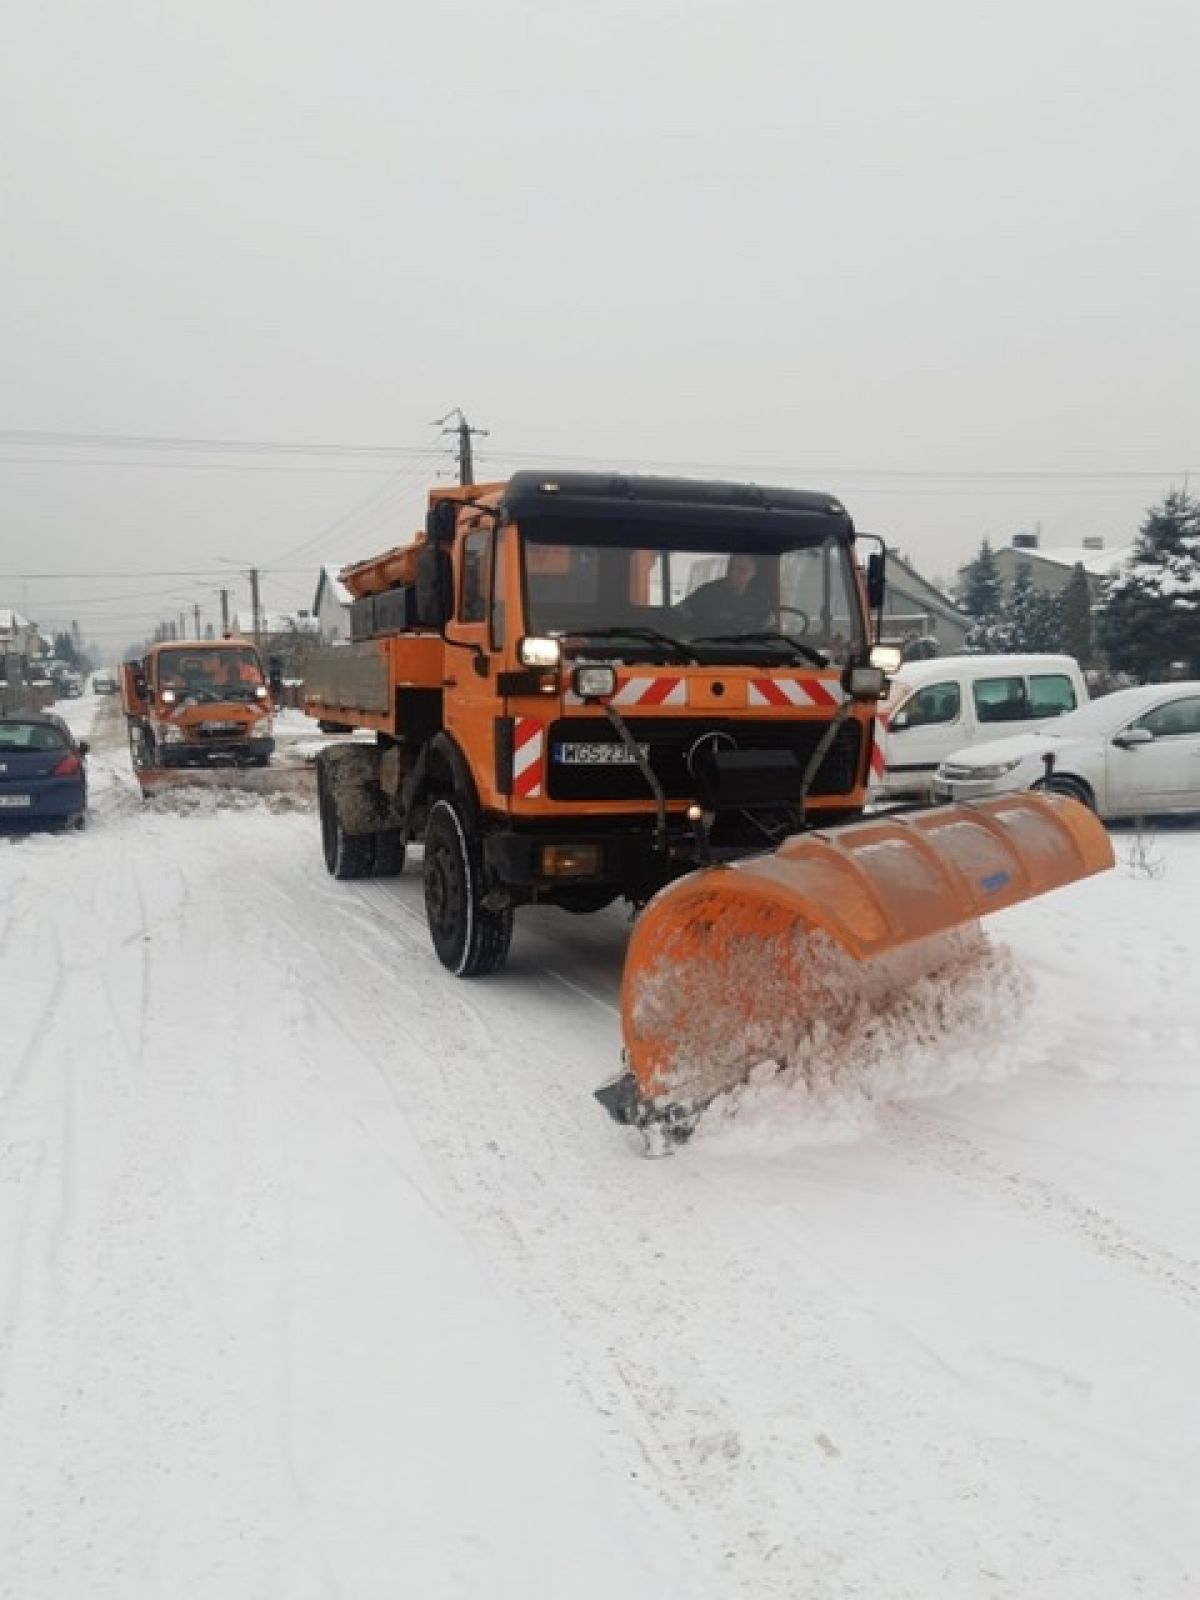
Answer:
[199, 721, 242, 733]
[553, 741, 648, 766]
[0, 794, 32, 808]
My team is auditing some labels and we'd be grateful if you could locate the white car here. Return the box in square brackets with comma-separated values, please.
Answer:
[932, 682, 1200, 819]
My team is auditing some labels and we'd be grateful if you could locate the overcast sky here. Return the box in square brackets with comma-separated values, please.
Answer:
[2, 0, 1197, 650]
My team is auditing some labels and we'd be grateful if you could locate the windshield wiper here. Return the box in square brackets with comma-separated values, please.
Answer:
[566, 626, 699, 664]
[691, 631, 829, 668]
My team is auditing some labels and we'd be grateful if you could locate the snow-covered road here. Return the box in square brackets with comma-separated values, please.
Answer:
[2, 695, 1198, 1598]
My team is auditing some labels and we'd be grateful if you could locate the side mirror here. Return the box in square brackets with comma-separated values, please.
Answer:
[415, 545, 453, 629]
[1113, 727, 1154, 750]
[268, 657, 283, 695]
[426, 499, 458, 545]
[78, 740, 90, 757]
[133, 673, 148, 700]
[866, 551, 886, 611]
[890, 710, 910, 731]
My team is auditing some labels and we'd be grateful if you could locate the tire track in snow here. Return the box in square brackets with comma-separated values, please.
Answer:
[269, 861, 1137, 1598]
[882, 1106, 1200, 1309]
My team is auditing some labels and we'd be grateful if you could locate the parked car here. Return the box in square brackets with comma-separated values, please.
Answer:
[91, 672, 118, 695]
[872, 654, 1088, 803]
[0, 712, 89, 830]
[931, 682, 1200, 819]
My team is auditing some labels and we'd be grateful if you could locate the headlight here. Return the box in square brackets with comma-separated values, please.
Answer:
[252, 717, 272, 736]
[160, 688, 177, 704]
[573, 664, 617, 700]
[869, 643, 904, 675]
[959, 759, 1024, 780]
[254, 684, 269, 699]
[159, 723, 185, 743]
[518, 636, 562, 668]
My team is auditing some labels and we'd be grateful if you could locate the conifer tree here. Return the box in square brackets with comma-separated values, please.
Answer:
[1060, 563, 1093, 666]
[961, 538, 1003, 618]
[1098, 489, 1200, 679]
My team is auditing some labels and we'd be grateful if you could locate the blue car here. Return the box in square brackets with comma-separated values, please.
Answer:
[0, 712, 89, 831]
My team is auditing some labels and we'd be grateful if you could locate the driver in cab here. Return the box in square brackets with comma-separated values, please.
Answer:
[677, 553, 774, 634]
[163, 655, 215, 693]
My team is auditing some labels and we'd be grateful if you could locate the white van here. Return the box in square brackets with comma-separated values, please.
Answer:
[871, 654, 1089, 803]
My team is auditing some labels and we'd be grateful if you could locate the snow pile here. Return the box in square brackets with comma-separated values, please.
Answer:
[144, 782, 315, 816]
[695, 937, 1034, 1150]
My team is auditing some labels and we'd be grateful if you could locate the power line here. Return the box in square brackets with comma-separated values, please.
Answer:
[4, 426, 1191, 480]
[0, 428, 440, 459]
[0, 565, 333, 580]
[263, 446, 448, 568]
[0, 456, 393, 475]
[477, 447, 1197, 483]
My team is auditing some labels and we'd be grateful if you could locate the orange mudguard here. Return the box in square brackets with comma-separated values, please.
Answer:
[605, 794, 1113, 1126]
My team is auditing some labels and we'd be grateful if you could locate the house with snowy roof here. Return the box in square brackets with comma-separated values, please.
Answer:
[987, 533, 1133, 603]
[312, 565, 353, 643]
[0, 608, 51, 663]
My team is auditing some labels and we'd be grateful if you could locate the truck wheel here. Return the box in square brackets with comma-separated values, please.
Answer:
[423, 798, 513, 976]
[318, 757, 376, 880]
[371, 828, 406, 878]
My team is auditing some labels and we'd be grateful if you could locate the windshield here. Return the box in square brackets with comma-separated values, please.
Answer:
[521, 518, 865, 664]
[156, 647, 265, 699]
[1034, 688, 1154, 738]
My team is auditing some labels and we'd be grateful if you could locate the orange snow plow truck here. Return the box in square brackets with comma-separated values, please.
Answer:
[121, 639, 287, 795]
[305, 472, 1113, 1132]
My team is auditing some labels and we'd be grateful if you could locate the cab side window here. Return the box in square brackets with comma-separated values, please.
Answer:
[897, 681, 961, 729]
[1135, 696, 1200, 738]
[974, 676, 1029, 724]
[459, 529, 490, 624]
[490, 526, 506, 649]
[1028, 674, 1077, 717]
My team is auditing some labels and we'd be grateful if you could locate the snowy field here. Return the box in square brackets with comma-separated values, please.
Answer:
[2, 693, 1198, 1599]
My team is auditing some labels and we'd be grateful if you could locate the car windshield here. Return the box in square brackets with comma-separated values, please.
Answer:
[157, 647, 264, 696]
[1036, 689, 1162, 738]
[520, 518, 865, 665]
[0, 721, 68, 752]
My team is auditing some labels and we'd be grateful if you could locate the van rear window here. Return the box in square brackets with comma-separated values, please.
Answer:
[1029, 674, 1077, 717]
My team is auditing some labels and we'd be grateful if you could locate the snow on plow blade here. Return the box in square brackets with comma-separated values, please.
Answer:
[136, 763, 316, 801]
[599, 794, 1114, 1128]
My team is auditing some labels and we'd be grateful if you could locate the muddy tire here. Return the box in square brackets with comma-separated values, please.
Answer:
[423, 798, 512, 976]
[318, 753, 376, 880]
[371, 828, 406, 878]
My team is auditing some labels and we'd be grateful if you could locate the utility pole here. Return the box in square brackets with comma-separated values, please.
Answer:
[179, 611, 187, 640]
[193, 603, 201, 640]
[218, 587, 230, 637]
[433, 408, 488, 486]
[249, 567, 262, 654]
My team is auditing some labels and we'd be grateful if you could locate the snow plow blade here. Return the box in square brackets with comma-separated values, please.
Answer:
[599, 793, 1114, 1128]
[136, 763, 316, 801]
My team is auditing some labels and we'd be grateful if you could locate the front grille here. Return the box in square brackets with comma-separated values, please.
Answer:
[545, 715, 862, 802]
[192, 725, 249, 741]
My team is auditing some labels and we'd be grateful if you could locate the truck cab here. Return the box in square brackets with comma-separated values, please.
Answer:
[306, 471, 892, 977]
[123, 641, 278, 773]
